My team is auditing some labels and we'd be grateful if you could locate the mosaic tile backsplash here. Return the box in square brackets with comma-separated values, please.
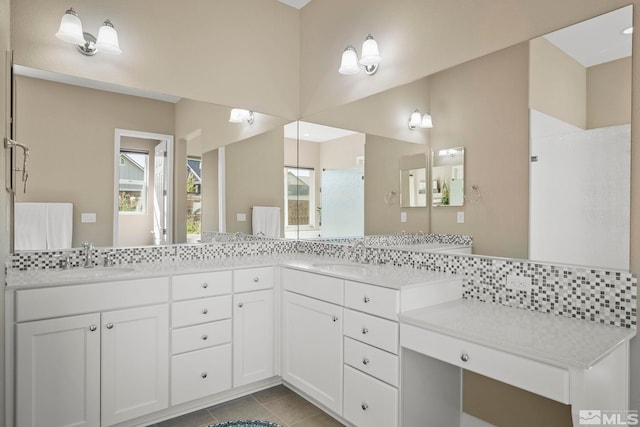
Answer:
[6, 235, 636, 329]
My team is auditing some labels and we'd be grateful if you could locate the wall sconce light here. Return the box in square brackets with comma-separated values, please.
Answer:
[339, 34, 381, 75]
[229, 108, 254, 125]
[56, 8, 122, 56]
[408, 110, 433, 130]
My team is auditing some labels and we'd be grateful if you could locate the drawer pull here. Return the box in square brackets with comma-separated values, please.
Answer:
[362, 357, 370, 365]
[202, 308, 209, 315]
[201, 334, 208, 340]
[201, 372, 208, 379]
[362, 327, 369, 335]
[89, 325, 97, 332]
[461, 353, 470, 362]
[363, 296, 370, 303]
[361, 402, 369, 411]
[332, 316, 338, 322]
[253, 277, 260, 282]
[238, 302, 244, 308]
[202, 283, 208, 289]
[106, 323, 114, 329]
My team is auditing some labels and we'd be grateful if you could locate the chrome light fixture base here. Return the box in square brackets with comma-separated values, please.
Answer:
[76, 32, 98, 56]
[363, 63, 378, 75]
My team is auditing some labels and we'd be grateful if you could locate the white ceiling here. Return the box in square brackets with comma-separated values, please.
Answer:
[278, 0, 312, 10]
[544, 5, 632, 67]
[284, 121, 359, 142]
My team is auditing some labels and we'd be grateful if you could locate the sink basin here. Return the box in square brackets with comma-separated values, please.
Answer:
[51, 266, 136, 280]
[312, 263, 370, 275]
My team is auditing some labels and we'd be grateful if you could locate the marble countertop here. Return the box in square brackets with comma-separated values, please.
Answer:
[400, 299, 636, 369]
[6, 254, 461, 290]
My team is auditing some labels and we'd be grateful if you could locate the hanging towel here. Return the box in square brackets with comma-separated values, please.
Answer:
[14, 203, 48, 250]
[46, 203, 73, 249]
[252, 206, 281, 237]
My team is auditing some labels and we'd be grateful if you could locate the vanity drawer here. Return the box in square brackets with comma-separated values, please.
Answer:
[345, 281, 399, 320]
[343, 365, 398, 427]
[233, 267, 274, 293]
[282, 268, 344, 305]
[15, 277, 169, 322]
[344, 337, 398, 387]
[344, 309, 399, 354]
[172, 295, 231, 328]
[400, 324, 570, 404]
[171, 271, 232, 301]
[171, 344, 232, 406]
[172, 319, 231, 354]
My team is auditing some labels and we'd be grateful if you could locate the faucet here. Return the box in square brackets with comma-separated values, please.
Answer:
[350, 241, 367, 263]
[82, 241, 95, 268]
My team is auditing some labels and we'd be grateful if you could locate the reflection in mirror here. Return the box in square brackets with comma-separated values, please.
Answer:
[400, 153, 428, 208]
[431, 148, 464, 207]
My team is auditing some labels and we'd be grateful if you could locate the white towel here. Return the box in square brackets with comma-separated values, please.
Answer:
[14, 203, 48, 250]
[46, 203, 73, 249]
[252, 206, 281, 238]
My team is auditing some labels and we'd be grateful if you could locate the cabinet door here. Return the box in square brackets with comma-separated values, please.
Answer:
[282, 291, 343, 414]
[16, 313, 101, 427]
[233, 289, 274, 387]
[101, 304, 169, 426]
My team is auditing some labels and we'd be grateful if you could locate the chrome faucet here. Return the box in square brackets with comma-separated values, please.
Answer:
[82, 241, 95, 268]
[350, 241, 367, 263]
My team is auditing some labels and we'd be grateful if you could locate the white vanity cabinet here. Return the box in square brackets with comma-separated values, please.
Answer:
[170, 271, 233, 406]
[282, 268, 344, 414]
[233, 267, 275, 387]
[14, 277, 170, 427]
[342, 281, 400, 427]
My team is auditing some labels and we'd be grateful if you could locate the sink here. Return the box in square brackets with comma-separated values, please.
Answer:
[312, 262, 370, 275]
[51, 266, 136, 280]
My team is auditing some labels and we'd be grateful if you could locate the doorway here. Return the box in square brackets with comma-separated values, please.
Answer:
[113, 129, 174, 246]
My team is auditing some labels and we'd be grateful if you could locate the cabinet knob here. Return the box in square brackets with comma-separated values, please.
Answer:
[332, 316, 338, 322]
[363, 296, 370, 303]
[362, 358, 370, 365]
[362, 327, 369, 335]
[361, 402, 369, 411]
[201, 372, 208, 379]
[89, 325, 97, 332]
[238, 302, 244, 308]
[460, 353, 470, 362]
[202, 308, 209, 315]
[201, 334, 208, 340]
[253, 277, 260, 282]
[106, 323, 114, 329]
[202, 283, 208, 289]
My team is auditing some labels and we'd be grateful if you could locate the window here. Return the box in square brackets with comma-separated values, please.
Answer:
[186, 157, 202, 238]
[284, 167, 315, 227]
[119, 150, 149, 213]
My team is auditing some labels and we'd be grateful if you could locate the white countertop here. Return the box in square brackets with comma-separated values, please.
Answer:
[400, 299, 636, 369]
[5, 254, 460, 290]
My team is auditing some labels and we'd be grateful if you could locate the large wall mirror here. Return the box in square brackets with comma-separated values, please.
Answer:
[10, 5, 632, 273]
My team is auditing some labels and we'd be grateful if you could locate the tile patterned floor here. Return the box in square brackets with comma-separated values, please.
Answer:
[151, 385, 345, 427]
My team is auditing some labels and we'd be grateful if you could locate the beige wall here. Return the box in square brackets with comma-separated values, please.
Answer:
[14, 76, 175, 247]
[11, 0, 300, 119]
[588, 56, 632, 128]
[365, 135, 429, 234]
[225, 128, 285, 235]
[201, 149, 219, 232]
[530, 37, 587, 128]
[429, 43, 530, 260]
[117, 137, 158, 246]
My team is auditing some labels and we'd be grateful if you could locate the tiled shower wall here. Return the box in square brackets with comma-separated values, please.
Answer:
[6, 236, 637, 329]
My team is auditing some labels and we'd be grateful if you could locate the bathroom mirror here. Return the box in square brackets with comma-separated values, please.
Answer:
[431, 147, 464, 207]
[399, 153, 428, 208]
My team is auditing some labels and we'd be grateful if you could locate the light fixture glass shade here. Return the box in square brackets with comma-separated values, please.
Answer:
[359, 34, 381, 66]
[95, 20, 122, 54]
[420, 113, 433, 128]
[338, 45, 360, 75]
[56, 8, 85, 45]
[409, 110, 422, 129]
[229, 108, 254, 124]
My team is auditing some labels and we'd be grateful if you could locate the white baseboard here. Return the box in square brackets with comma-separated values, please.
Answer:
[461, 412, 496, 427]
